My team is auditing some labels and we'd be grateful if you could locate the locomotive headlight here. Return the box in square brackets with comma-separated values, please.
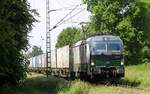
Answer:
[91, 62, 95, 66]
[121, 61, 124, 65]
[121, 59, 124, 65]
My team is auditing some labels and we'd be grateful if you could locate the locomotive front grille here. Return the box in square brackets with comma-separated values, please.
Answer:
[93, 67, 117, 75]
[97, 55, 123, 61]
[92, 55, 123, 66]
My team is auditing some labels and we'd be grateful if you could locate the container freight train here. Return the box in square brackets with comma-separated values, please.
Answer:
[29, 34, 125, 80]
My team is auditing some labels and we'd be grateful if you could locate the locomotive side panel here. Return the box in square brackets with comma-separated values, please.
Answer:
[85, 44, 91, 75]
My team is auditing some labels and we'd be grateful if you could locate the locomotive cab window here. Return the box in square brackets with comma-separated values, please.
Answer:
[107, 43, 121, 51]
[92, 42, 106, 54]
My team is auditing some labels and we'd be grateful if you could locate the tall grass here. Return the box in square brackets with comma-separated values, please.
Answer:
[58, 80, 149, 94]
[124, 63, 150, 90]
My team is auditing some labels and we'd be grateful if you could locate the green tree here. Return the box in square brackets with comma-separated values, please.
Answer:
[27, 46, 43, 58]
[0, 0, 37, 85]
[56, 27, 82, 48]
[83, 0, 150, 64]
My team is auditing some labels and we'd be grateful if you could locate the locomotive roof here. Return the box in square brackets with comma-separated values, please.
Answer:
[86, 35, 122, 42]
[71, 35, 123, 47]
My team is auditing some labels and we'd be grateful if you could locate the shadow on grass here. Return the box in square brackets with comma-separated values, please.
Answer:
[114, 78, 141, 87]
[0, 76, 69, 94]
[86, 78, 141, 88]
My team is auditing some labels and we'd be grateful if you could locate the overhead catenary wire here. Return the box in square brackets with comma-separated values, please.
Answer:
[58, 9, 85, 26]
[55, 0, 66, 8]
[56, 0, 82, 8]
[49, 7, 85, 12]
[57, 0, 72, 6]
[49, 8, 85, 31]
[54, 4, 81, 26]
[49, 4, 84, 31]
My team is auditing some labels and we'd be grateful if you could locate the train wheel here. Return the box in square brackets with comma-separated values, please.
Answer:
[79, 72, 84, 80]
[70, 72, 75, 80]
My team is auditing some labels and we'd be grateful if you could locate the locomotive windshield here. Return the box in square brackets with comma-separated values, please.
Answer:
[107, 43, 121, 51]
[91, 41, 122, 54]
[92, 42, 106, 54]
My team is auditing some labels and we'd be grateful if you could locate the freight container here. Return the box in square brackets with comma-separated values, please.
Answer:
[31, 55, 41, 67]
[32, 57, 36, 67]
[41, 54, 46, 67]
[36, 55, 41, 67]
[72, 41, 82, 72]
[57, 48, 63, 68]
[51, 50, 57, 68]
[62, 46, 70, 68]
[71, 41, 88, 72]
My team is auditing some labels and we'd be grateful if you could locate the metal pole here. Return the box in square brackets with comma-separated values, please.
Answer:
[46, 0, 51, 78]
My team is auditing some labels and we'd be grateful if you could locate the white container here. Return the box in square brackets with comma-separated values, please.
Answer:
[62, 46, 70, 68]
[51, 50, 57, 68]
[41, 54, 46, 67]
[57, 48, 63, 68]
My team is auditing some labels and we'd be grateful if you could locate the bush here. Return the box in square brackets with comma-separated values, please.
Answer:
[0, 0, 36, 85]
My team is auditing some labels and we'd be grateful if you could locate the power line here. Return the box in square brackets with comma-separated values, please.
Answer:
[54, 0, 85, 11]
[49, 9, 85, 31]
[58, 9, 85, 26]
[56, 0, 82, 8]
[49, 7, 85, 12]
[57, 0, 72, 6]
[64, 21, 90, 24]
[49, 4, 82, 31]
[55, 0, 66, 8]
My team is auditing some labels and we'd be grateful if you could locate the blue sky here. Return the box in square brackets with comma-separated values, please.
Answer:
[28, 0, 90, 52]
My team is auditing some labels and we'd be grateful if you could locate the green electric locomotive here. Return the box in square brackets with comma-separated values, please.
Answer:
[29, 33, 124, 80]
[68, 34, 124, 80]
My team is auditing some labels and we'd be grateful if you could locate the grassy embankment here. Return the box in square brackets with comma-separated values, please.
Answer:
[141, 0, 150, 3]
[59, 63, 150, 94]
[1, 63, 150, 94]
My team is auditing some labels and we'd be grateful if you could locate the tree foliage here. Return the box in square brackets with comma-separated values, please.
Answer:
[27, 46, 43, 58]
[0, 0, 36, 85]
[56, 27, 82, 48]
[83, 0, 150, 64]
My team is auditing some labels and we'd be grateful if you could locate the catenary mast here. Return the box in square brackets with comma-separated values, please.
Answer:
[46, 0, 51, 73]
